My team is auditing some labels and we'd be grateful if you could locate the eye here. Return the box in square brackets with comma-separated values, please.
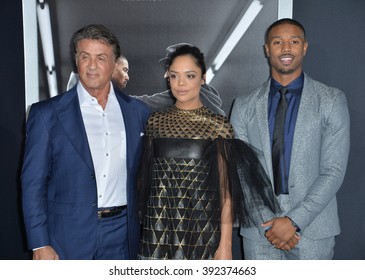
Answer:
[291, 40, 300, 44]
[273, 40, 282, 45]
[79, 54, 89, 61]
[187, 74, 196, 79]
[97, 56, 108, 62]
[169, 73, 178, 79]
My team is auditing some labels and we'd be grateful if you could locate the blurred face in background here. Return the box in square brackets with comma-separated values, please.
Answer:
[112, 57, 129, 90]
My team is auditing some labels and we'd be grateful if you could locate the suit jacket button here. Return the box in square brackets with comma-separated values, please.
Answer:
[91, 202, 96, 207]
[91, 174, 95, 179]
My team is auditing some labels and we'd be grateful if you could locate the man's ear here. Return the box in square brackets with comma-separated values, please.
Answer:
[303, 41, 309, 57]
[264, 44, 269, 57]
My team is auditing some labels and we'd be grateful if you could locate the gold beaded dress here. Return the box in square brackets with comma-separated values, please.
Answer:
[137, 106, 279, 260]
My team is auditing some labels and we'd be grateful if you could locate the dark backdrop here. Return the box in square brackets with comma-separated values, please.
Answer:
[0, 0, 364, 259]
[293, 0, 365, 260]
[0, 0, 29, 259]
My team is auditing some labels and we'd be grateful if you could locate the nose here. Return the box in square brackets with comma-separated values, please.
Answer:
[178, 76, 186, 86]
[281, 41, 291, 52]
[88, 58, 97, 69]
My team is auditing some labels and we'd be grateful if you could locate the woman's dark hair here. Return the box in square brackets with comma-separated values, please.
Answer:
[165, 44, 206, 76]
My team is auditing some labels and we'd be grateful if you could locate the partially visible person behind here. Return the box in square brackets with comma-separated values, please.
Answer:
[230, 18, 350, 259]
[67, 43, 225, 116]
[136, 43, 225, 115]
[111, 55, 129, 90]
[21, 24, 149, 260]
[137, 44, 280, 260]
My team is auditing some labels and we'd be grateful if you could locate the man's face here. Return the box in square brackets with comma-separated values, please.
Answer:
[265, 23, 308, 81]
[75, 39, 116, 92]
[112, 58, 129, 90]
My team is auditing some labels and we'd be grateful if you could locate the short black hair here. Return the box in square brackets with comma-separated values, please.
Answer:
[265, 18, 306, 43]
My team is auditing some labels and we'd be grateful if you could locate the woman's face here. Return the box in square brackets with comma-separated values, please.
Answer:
[168, 55, 205, 110]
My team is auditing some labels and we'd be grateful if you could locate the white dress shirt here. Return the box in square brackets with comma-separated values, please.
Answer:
[77, 82, 127, 207]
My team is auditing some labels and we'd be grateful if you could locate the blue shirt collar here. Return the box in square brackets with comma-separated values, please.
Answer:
[270, 72, 304, 96]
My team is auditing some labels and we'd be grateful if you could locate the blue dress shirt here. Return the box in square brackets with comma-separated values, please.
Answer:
[268, 73, 304, 194]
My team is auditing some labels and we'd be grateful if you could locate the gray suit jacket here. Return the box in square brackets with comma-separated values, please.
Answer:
[230, 73, 350, 241]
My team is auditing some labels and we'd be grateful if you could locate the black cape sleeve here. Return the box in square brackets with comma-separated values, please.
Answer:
[209, 138, 281, 228]
[137, 136, 280, 227]
[137, 136, 154, 223]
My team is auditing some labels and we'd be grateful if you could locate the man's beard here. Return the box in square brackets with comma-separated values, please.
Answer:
[278, 67, 295, 74]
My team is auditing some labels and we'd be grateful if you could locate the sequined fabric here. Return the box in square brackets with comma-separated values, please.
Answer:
[138, 106, 233, 260]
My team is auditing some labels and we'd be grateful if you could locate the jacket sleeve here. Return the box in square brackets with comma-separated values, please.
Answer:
[286, 91, 350, 231]
[21, 104, 51, 249]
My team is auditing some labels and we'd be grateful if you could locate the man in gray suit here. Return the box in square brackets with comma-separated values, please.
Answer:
[230, 18, 350, 259]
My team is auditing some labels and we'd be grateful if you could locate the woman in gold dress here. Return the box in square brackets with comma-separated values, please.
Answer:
[138, 44, 279, 260]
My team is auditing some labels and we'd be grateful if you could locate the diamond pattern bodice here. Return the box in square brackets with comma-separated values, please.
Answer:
[138, 106, 233, 259]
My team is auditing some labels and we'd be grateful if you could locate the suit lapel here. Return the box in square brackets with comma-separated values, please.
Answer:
[55, 89, 94, 172]
[289, 74, 314, 177]
[255, 81, 274, 181]
[115, 92, 134, 171]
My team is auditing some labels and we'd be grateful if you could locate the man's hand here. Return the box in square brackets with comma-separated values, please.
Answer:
[33, 246, 59, 260]
[262, 217, 301, 251]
